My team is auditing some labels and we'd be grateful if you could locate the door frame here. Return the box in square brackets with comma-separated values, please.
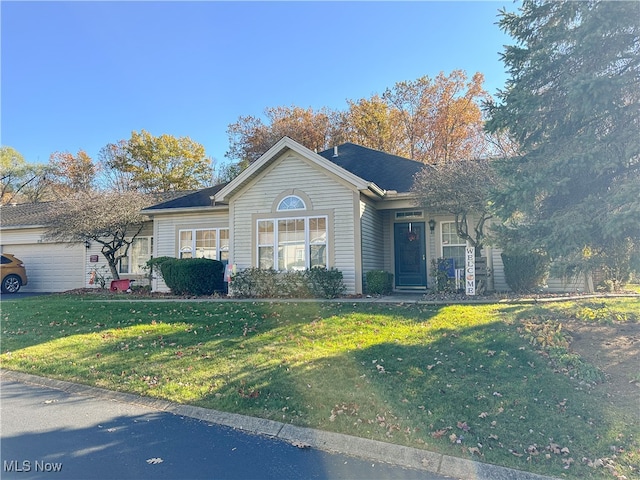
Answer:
[393, 221, 427, 289]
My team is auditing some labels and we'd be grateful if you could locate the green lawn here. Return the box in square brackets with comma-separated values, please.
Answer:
[1, 295, 638, 479]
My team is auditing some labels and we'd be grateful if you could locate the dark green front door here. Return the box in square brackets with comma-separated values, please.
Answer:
[394, 222, 427, 288]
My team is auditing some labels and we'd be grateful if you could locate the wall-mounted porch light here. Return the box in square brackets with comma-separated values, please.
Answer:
[84, 240, 91, 249]
[428, 219, 436, 233]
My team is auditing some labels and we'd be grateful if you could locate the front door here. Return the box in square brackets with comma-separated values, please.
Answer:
[394, 222, 427, 288]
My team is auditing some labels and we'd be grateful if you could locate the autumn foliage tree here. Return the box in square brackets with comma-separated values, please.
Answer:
[226, 106, 341, 165]
[340, 95, 406, 155]
[104, 130, 213, 192]
[225, 70, 491, 171]
[0, 146, 54, 204]
[382, 70, 489, 163]
[49, 150, 97, 195]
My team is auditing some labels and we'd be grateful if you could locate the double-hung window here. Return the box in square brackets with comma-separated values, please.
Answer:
[441, 222, 466, 269]
[257, 216, 327, 270]
[118, 237, 152, 274]
[179, 228, 230, 263]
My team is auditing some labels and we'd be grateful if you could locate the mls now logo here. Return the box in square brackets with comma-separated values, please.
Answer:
[4, 460, 63, 473]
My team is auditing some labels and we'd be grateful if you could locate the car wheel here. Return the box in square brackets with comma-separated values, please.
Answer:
[1, 274, 21, 293]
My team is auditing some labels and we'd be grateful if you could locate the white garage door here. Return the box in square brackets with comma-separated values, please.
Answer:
[5, 243, 85, 293]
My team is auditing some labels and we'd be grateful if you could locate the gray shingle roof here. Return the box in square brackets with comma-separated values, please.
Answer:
[143, 143, 425, 211]
[318, 143, 425, 192]
[0, 191, 192, 228]
[143, 183, 229, 211]
[0, 202, 58, 228]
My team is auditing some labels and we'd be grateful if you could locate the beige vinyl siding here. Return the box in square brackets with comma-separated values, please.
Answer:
[231, 152, 360, 293]
[492, 248, 591, 293]
[151, 211, 229, 291]
[545, 274, 590, 293]
[360, 198, 384, 289]
[0, 226, 48, 245]
[491, 248, 508, 291]
[381, 211, 393, 274]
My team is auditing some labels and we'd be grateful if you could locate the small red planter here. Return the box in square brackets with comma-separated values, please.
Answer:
[110, 279, 134, 292]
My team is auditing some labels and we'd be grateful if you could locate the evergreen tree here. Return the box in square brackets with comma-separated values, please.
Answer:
[486, 0, 640, 283]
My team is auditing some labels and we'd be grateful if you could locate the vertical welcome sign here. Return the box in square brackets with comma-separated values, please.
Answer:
[465, 244, 475, 296]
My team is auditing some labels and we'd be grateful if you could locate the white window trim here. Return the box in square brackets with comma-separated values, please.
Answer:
[396, 210, 423, 219]
[440, 221, 466, 266]
[178, 228, 230, 262]
[277, 195, 306, 211]
[256, 215, 328, 271]
[118, 236, 152, 274]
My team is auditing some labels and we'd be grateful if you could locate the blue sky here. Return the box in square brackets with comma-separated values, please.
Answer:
[2, 1, 516, 170]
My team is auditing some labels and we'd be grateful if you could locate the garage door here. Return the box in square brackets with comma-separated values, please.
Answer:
[5, 243, 85, 293]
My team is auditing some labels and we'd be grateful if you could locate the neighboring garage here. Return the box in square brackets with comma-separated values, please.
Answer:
[3, 243, 85, 293]
[0, 203, 87, 293]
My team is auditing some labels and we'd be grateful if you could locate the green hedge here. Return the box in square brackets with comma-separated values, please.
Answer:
[501, 252, 550, 293]
[159, 258, 225, 296]
[231, 267, 345, 299]
[365, 270, 394, 295]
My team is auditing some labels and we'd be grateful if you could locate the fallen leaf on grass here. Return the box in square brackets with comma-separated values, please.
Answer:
[457, 421, 470, 432]
[431, 429, 448, 439]
[584, 458, 605, 468]
[238, 387, 259, 398]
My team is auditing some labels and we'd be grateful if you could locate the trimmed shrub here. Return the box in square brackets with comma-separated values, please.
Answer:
[501, 252, 550, 293]
[146, 256, 176, 282]
[365, 270, 394, 295]
[160, 258, 225, 296]
[231, 268, 279, 298]
[230, 267, 345, 299]
[281, 270, 314, 298]
[308, 267, 346, 299]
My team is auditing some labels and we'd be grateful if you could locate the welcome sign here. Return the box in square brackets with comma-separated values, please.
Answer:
[465, 245, 475, 295]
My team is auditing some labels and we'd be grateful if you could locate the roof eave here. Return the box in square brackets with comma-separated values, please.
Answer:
[360, 183, 387, 199]
[0, 224, 47, 230]
[140, 205, 229, 216]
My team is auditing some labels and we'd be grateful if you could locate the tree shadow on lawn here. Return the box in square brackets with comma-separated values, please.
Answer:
[197, 324, 634, 480]
[2, 299, 637, 478]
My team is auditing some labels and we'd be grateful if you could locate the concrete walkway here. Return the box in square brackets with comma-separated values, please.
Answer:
[2, 370, 558, 480]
